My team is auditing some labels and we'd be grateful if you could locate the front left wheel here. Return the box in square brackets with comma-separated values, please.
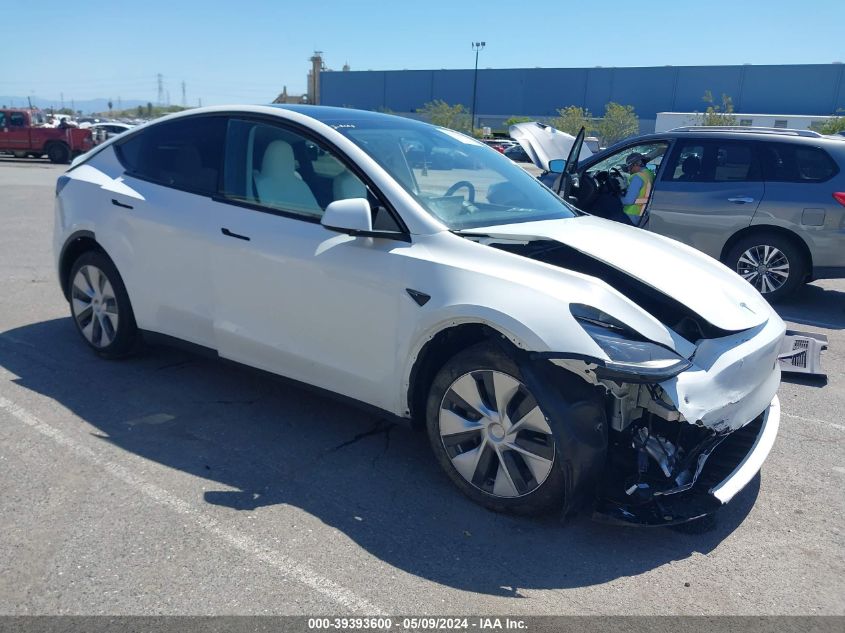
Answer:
[425, 342, 566, 515]
[68, 251, 138, 358]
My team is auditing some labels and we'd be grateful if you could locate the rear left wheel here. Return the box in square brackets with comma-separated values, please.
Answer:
[425, 342, 566, 515]
[68, 252, 138, 358]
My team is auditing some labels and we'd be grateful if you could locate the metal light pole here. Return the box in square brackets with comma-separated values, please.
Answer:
[470, 41, 485, 134]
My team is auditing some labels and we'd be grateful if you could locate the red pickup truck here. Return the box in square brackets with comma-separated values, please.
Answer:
[0, 109, 94, 164]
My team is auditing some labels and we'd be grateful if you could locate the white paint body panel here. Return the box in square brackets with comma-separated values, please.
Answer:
[711, 396, 780, 503]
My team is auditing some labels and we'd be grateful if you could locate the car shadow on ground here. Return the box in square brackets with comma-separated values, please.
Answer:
[775, 282, 845, 330]
[0, 318, 760, 596]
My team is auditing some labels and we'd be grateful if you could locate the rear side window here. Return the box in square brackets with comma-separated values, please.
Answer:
[758, 143, 838, 183]
[9, 112, 26, 127]
[116, 116, 226, 195]
[663, 140, 759, 182]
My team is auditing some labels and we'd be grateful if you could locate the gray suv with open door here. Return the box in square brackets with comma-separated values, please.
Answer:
[538, 126, 845, 301]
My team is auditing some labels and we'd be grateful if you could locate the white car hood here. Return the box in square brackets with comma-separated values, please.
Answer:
[461, 216, 772, 332]
[509, 122, 592, 171]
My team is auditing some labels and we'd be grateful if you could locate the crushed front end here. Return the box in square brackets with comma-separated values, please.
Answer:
[544, 314, 784, 526]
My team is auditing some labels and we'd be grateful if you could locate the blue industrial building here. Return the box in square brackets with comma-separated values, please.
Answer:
[320, 63, 845, 132]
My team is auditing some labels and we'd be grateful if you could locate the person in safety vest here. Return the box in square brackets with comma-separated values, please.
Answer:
[620, 152, 653, 226]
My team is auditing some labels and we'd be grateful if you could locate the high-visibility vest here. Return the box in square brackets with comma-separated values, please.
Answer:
[622, 168, 653, 218]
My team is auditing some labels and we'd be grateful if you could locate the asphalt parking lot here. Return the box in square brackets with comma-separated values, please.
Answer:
[0, 157, 843, 616]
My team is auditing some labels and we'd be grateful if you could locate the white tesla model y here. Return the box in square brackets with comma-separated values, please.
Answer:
[53, 105, 784, 526]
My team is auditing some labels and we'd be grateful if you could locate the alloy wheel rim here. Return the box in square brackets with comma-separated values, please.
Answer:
[736, 245, 790, 294]
[71, 265, 119, 348]
[438, 370, 555, 498]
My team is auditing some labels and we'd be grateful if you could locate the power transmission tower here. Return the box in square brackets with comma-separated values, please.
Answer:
[157, 74, 164, 105]
[181, 81, 186, 107]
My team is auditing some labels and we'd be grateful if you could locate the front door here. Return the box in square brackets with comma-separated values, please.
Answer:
[210, 117, 408, 409]
[645, 138, 763, 259]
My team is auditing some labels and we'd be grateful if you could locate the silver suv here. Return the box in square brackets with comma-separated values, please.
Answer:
[553, 127, 845, 301]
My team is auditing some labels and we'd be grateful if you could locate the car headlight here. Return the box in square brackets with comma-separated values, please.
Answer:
[569, 304, 691, 382]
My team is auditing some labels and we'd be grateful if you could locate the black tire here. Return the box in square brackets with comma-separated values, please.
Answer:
[67, 251, 138, 358]
[47, 142, 70, 164]
[425, 341, 567, 516]
[725, 232, 807, 302]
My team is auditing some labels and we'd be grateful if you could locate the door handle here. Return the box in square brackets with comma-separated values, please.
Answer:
[111, 198, 133, 209]
[727, 197, 755, 204]
[221, 227, 251, 241]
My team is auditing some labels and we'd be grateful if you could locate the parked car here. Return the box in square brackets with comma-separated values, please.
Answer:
[504, 144, 532, 163]
[0, 108, 94, 163]
[481, 138, 519, 154]
[55, 105, 784, 526]
[522, 126, 845, 301]
[89, 122, 134, 143]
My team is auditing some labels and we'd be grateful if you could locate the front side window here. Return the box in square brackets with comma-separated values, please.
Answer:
[586, 142, 670, 177]
[221, 118, 374, 221]
[332, 119, 577, 230]
[116, 116, 226, 195]
[0, 112, 5, 127]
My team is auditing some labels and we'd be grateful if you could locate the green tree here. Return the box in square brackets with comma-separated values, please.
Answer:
[137, 105, 144, 118]
[809, 111, 845, 135]
[503, 116, 531, 128]
[146, 102, 153, 117]
[596, 102, 639, 146]
[549, 106, 593, 136]
[418, 100, 471, 133]
[700, 90, 737, 126]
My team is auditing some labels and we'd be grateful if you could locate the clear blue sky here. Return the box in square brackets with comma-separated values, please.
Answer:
[3, 0, 843, 106]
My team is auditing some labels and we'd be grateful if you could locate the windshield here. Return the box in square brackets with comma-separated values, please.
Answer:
[332, 118, 578, 230]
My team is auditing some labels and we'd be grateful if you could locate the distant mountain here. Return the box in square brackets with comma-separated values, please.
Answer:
[0, 96, 151, 114]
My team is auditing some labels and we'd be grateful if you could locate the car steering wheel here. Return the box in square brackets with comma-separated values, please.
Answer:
[444, 180, 476, 203]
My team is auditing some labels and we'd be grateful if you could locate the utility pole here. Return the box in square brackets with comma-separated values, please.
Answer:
[157, 73, 164, 106]
[60, 92, 64, 109]
[470, 41, 486, 134]
[181, 81, 186, 107]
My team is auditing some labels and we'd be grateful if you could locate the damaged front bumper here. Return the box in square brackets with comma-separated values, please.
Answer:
[593, 396, 780, 526]
[518, 314, 784, 526]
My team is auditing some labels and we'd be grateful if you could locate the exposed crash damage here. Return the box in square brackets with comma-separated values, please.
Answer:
[461, 223, 784, 525]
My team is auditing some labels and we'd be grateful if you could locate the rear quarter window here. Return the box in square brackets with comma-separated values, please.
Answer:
[115, 116, 226, 195]
[758, 142, 839, 183]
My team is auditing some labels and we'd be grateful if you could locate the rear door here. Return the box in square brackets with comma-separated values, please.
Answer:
[646, 138, 764, 259]
[110, 115, 226, 347]
[754, 141, 844, 269]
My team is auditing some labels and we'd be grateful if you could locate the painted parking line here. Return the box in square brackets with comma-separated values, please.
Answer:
[0, 395, 384, 615]
[781, 410, 845, 432]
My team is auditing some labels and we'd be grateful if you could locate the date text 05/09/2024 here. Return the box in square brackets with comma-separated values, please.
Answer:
[307, 617, 528, 631]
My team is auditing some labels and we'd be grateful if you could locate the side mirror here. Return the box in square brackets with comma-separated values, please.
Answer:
[547, 159, 566, 173]
[321, 198, 372, 234]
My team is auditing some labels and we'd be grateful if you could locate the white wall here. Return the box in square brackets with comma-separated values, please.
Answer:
[655, 112, 836, 133]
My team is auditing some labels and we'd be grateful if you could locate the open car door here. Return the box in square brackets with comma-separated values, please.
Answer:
[556, 126, 585, 203]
